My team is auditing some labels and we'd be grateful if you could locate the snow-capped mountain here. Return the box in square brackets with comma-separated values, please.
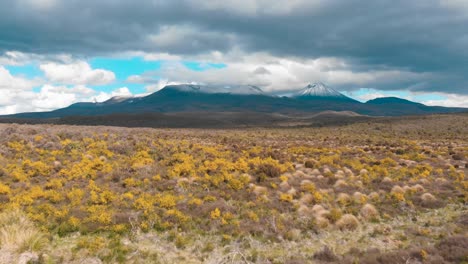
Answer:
[294, 82, 348, 98]
[3, 82, 465, 120]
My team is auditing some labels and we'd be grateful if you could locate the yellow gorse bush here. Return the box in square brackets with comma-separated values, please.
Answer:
[0, 120, 463, 245]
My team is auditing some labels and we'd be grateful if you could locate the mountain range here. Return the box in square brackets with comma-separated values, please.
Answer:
[0, 82, 466, 127]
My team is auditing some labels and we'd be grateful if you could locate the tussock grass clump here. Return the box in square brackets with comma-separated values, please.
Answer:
[293, 170, 306, 178]
[0, 114, 466, 263]
[368, 192, 380, 201]
[326, 208, 343, 224]
[315, 216, 330, 229]
[352, 192, 367, 204]
[287, 187, 297, 196]
[382, 177, 393, 183]
[343, 167, 353, 176]
[250, 184, 267, 196]
[403, 185, 412, 192]
[0, 209, 48, 253]
[360, 204, 379, 221]
[335, 171, 345, 179]
[336, 214, 359, 231]
[257, 163, 281, 178]
[279, 181, 291, 191]
[311, 205, 326, 216]
[336, 193, 351, 206]
[411, 184, 425, 192]
[421, 192, 436, 202]
[391, 185, 405, 194]
[420, 192, 441, 207]
[333, 179, 348, 188]
[310, 169, 321, 176]
[299, 193, 314, 204]
[297, 205, 312, 217]
[435, 177, 448, 184]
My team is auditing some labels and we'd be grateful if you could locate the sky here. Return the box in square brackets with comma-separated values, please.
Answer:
[0, 0, 467, 114]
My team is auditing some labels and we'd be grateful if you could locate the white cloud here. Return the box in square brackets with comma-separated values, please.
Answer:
[145, 80, 188, 93]
[0, 51, 73, 66]
[0, 51, 34, 66]
[142, 53, 182, 61]
[94, 87, 133, 102]
[423, 93, 468, 108]
[0, 84, 101, 114]
[0, 66, 38, 90]
[144, 54, 426, 93]
[40, 61, 115, 85]
[100, 49, 429, 95]
[0, 89, 33, 108]
[0, 55, 136, 114]
[127, 74, 185, 90]
[127, 75, 147, 83]
[0, 81, 134, 115]
[31, 85, 87, 111]
[112, 87, 132, 97]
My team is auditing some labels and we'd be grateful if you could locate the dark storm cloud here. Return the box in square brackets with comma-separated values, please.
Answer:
[0, 0, 467, 94]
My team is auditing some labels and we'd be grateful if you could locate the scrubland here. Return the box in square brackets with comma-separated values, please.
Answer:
[0, 114, 466, 263]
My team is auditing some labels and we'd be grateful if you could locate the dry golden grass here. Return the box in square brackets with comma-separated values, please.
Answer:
[0, 113, 466, 263]
[0, 210, 48, 253]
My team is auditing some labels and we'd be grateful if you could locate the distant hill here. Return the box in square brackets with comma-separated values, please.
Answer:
[363, 96, 461, 116]
[1, 83, 466, 125]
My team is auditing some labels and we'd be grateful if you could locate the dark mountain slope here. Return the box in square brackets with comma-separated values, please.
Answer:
[1, 85, 466, 120]
[364, 97, 463, 116]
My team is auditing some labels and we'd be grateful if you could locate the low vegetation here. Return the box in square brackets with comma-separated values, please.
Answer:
[0, 114, 466, 263]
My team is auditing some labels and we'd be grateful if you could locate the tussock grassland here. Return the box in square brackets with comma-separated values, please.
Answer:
[0, 114, 466, 263]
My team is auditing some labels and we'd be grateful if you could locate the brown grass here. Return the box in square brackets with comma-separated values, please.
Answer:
[0, 113, 465, 263]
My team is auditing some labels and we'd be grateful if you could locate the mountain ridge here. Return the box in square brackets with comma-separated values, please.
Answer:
[1, 83, 466, 120]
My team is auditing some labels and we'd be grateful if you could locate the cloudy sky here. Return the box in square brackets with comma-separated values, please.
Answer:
[1, 0, 467, 114]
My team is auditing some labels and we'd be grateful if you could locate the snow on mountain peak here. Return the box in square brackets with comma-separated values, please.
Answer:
[296, 82, 346, 98]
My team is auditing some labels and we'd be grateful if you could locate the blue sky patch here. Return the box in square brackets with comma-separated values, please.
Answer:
[90, 57, 161, 81]
[6, 64, 43, 78]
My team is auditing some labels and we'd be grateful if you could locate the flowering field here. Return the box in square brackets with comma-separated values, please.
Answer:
[0, 114, 466, 263]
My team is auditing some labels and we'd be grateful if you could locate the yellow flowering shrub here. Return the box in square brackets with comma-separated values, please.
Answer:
[87, 205, 113, 225]
[0, 183, 11, 195]
[155, 193, 178, 209]
[67, 188, 85, 206]
[280, 193, 293, 203]
[210, 208, 221, 219]
[131, 150, 154, 168]
[0, 116, 464, 260]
